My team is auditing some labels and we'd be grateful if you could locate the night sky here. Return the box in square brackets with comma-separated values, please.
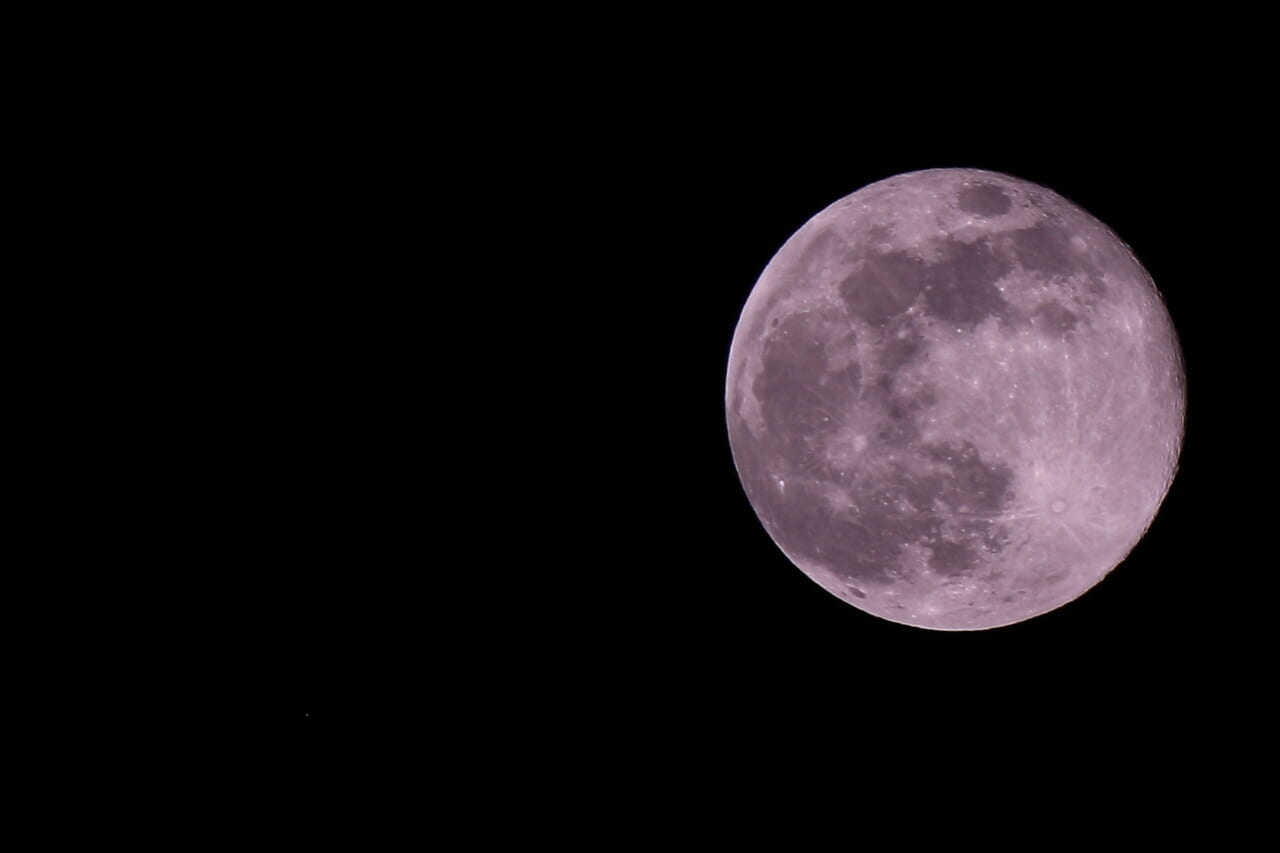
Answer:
[222, 39, 1267, 782]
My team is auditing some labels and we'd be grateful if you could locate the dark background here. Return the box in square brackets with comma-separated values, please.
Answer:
[190, 31, 1270, 784]
[20, 11, 1266, 825]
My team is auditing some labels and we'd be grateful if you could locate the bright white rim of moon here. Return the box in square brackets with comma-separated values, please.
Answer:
[725, 168, 1185, 631]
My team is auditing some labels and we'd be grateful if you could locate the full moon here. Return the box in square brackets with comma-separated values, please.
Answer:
[725, 168, 1185, 630]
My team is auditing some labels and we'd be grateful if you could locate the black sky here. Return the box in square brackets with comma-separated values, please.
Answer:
[257, 48, 1271, 787]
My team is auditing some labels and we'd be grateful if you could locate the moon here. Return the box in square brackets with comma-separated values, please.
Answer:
[725, 168, 1185, 630]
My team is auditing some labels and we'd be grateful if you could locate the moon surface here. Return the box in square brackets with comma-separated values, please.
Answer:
[725, 168, 1184, 630]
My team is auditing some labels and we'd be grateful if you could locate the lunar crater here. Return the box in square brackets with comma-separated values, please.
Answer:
[956, 183, 1013, 217]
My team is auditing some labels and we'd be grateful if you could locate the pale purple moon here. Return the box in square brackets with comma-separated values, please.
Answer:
[725, 168, 1185, 630]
